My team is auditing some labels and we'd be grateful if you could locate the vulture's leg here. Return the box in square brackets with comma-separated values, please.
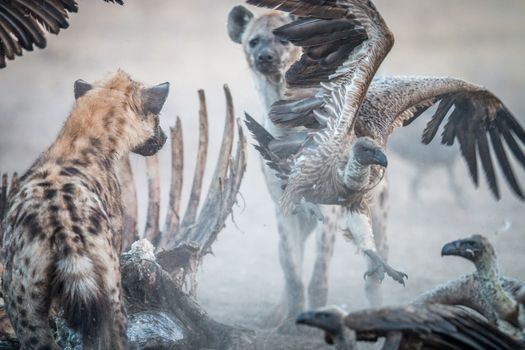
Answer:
[274, 209, 317, 331]
[364, 250, 407, 286]
[382, 331, 402, 350]
[366, 178, 389, 306]
[344, 210, 407, 286]
[308, 205, 339, 308]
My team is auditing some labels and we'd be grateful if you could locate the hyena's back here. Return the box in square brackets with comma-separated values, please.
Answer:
[2, 70, 169, 349]
[2, 163, 125, 349]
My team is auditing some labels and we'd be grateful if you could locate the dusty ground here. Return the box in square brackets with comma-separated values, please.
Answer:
[0, 1, 524, 349]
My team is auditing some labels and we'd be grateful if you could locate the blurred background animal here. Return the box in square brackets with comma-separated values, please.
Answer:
[388, 116, 464, 204]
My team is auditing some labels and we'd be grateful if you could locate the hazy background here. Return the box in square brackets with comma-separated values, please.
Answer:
[0, 1, 524, 348]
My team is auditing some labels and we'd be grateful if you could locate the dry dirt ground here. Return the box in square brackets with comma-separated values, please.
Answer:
[0, 1, 524, 349]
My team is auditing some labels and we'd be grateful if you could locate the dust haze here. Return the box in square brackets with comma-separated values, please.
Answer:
[0, 1, 524, 349]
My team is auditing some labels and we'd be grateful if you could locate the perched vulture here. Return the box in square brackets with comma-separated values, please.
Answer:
[414, 234, 525, 341]
[0, 0, 123, 68]
[297, 304, 524, 350]
[245, 0, 525, 284]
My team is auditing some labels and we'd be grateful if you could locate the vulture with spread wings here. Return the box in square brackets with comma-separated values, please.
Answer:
[245, 0, 525, 285]
[0, 0, 123, 68]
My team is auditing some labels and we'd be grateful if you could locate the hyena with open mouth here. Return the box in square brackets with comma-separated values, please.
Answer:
[1, 71, 169, 349]
[228, 5, 390, 330]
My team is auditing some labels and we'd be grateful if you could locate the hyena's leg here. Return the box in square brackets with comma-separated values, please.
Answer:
[275, 210, 316, 326]
[365, 179, 389, 307]
[4, 247, 59, 350]
[75, 241, 128, 350]
[308, 206, 338, 309]
[96, 250, 128, 350]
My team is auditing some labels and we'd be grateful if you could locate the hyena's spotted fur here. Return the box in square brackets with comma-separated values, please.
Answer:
[228, 5, 390, 322]
[1, 71, 169, 349]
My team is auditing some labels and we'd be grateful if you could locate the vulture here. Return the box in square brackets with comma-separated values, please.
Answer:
[0, 0, 123, 68]
[245, 0, 525, 284]
[296, 304, 524, 350]
[415, 235, 525, 340]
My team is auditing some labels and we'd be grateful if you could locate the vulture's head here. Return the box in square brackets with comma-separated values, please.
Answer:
[441, 234, 495, 265]
[296, 306, 347, 345]
[353, 137, 388, 168]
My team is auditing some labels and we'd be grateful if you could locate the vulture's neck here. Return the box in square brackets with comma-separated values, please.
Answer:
[475, 254, 518, 323]
[341, 153, 371, 191]
[334, 328, 357, 350]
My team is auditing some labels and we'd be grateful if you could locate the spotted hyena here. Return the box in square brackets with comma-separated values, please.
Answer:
[228, 6, 343, 330]
[228, 6, 390, 327]
[1, 71, 169, 349]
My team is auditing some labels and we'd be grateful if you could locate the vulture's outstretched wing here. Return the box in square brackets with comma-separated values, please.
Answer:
[246, 0, 394, 212]
[346, 304, 524, 350]
[0, 0, 123, 68]
[362, 76, 524, 201]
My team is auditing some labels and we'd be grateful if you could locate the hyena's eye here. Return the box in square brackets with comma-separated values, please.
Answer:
[249, 37, 259, 48]
[279, 39, 290, 46]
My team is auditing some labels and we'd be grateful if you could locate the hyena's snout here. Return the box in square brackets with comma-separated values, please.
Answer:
[132, 81, 170, 156]
[133, 125, 167, 156]
[254, 47, 280, 74]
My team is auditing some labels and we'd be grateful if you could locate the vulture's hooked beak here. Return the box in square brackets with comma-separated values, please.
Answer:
[296, 310, 317, 326]
[297, 311, 336, 345]
[372, 149, 388, 167]
[441, 238, 480, 260]
[296, 310, 342, 335]
[441, 241, 463, 257]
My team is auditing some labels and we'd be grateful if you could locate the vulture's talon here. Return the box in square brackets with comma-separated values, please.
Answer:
[385, 267, 408, 286]
[363, 265, 384, 282]
[364, 249, 407, 286]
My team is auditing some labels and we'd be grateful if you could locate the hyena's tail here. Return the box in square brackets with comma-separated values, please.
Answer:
[53, 253, 113, 349]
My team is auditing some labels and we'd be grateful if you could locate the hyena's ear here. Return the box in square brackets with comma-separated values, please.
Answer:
[142, 82, 170, 116]
[227, 5, 254, 44]
[74, 79, 93, 99]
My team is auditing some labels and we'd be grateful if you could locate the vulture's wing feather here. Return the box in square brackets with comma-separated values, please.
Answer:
[346, 304, 524, 350]
[244, 113, 294, 179]
[247, 0, 394, 212]
[270, 95, 325, 128]
[362, 76, 525, 201]
[0, 0, 123, 68]
[57, 0, 78, 13]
